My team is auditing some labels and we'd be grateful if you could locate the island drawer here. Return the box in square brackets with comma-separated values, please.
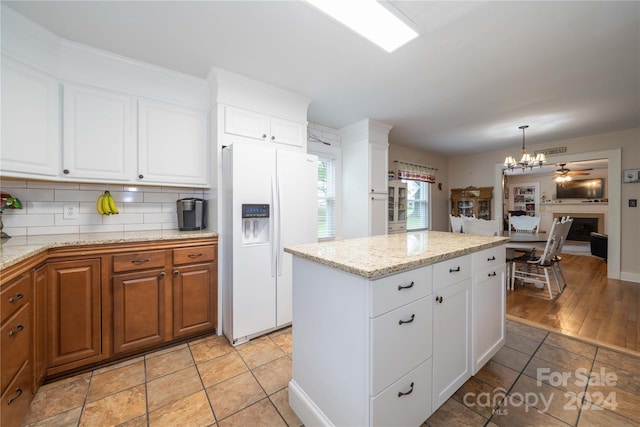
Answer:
[113, 250, 166, 273]
[472, 246, 506, 273]
[432, 254, 471, 292]
[370, 358, 432, 427]
[370, 266, 432, 317]
[1, 273, 30, 325]
[370, 296, 432, 396]
[173, 246, 216, 265]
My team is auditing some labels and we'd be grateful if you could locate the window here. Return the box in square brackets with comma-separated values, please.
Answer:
[317, 155, 336, 240]
[405, 180, 429, 230]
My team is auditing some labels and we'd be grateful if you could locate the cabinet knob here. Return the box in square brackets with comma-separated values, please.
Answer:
[436, 296, 443, 303]
[174, 270, 179, 276]
[63, 169, 70, 174]
[8, 293, 24, 303]
[138, 174, 144, 179]
[159, 272, 166, 277]
[262, 134, 267, 139]
[271, 136, 275, 140]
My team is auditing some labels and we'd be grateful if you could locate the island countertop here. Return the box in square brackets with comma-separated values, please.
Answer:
[0, 229, 218, 270]
[285, 231, 508, 279]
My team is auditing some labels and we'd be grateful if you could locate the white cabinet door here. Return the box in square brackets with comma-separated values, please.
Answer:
[270, 117, 305, 148]
[369, 144, 388, 194]
[138, 99, 209, 186]
[62, 84, 135, 181]
[433, 278, 472, 408]
[1, 58, 60, 178]
[370, 193, 387, 236]
[473, 265, 506, 374]
[223, 105, 269, 141]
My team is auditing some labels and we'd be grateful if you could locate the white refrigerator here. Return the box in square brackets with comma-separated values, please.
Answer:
[222, 141, 318, 345]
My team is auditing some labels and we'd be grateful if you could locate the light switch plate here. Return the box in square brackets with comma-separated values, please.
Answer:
[63, 205, 78, 220]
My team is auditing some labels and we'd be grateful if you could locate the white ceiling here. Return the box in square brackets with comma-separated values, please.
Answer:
[4, 1, 639, 156]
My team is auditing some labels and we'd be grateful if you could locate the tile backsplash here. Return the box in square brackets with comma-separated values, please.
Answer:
[0, 179, 208, 236]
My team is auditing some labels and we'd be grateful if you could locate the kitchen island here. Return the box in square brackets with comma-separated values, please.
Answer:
[284, 231, 508, 427]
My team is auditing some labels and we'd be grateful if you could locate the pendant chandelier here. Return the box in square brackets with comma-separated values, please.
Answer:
[503, 125, 546, 171]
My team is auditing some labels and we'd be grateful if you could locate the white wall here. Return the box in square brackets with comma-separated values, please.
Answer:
[448, 127, 640, 282]
[1, 178, 204, 236]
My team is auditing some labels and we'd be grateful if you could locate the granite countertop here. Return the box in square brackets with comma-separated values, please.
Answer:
[0, 229, 218, 270]
[285, 231, 508, 279]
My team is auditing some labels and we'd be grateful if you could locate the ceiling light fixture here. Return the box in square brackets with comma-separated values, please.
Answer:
[304, 0, 419, 53]
[503, 125, 546, 171]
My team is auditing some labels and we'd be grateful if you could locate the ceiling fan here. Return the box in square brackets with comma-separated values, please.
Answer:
[554, 163, 592, 182]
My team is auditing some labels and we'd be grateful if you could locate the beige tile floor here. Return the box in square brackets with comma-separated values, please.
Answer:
[23, 320, 640, 427]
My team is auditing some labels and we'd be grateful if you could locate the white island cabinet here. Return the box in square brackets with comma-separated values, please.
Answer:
[285, 231, 507, 427]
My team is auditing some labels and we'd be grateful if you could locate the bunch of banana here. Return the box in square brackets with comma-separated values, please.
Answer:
[96, 191, 119, 215]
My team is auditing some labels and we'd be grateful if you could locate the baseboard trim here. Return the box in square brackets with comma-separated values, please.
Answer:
[288, 380, 334, 427]
[620, 272, 640, 283]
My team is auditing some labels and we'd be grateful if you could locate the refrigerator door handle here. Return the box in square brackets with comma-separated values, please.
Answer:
[277, 172, 284, 276]
[271, 175, 277, 278]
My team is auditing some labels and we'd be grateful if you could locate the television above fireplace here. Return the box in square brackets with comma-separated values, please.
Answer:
[556, 178, 604, 199]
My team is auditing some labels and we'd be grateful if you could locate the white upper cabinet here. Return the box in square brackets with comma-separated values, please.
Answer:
[138, 99, 209, 186]
[369, 143, 388, 194]
[62, 84, 136, 181]
[1, 58, 60, 178]
[223, 105, 305, 148]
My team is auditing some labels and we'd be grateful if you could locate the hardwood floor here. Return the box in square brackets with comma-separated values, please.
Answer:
[506, 253, 640, 354]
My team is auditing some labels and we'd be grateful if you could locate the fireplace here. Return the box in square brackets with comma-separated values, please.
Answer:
[566, 218, 598, 241]
[553, 213, 605, 242]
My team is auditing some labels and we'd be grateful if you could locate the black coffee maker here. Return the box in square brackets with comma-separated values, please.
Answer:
[177, 198, 206, 231]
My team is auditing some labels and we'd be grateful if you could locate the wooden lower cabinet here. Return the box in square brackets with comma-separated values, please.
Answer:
[112, 269, 167, 354]
[46, 259, 103, 370]
[173, 262, 217, 338]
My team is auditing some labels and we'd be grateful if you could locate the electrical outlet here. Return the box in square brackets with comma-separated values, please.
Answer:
[63, 205, 78, 220]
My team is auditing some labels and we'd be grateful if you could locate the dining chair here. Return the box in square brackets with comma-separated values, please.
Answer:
[511, 218, 566, 300]
[462, 217, 499, 236]
[508, 214, 541, 232]
[450, 215, 464, 233]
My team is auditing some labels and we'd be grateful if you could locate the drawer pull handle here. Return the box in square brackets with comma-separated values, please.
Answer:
[8, 293, 24, 303]
[436, 296, 443, 303]
[488, 272, 497, 277]
[398, 314, 415, 325]
[7, 387, 23, 405]
[397, 382, 414, 398]
[9, 324, 24, 337]
[449, 266, 461, 273]
[187, 253, 203, 258]
[487, 256, 496, 261]
[131, 258, 151, 265]
[397, 281, 414, 291]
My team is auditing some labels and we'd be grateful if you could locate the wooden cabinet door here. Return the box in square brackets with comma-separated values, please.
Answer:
[112, 270, 167, 354]
[46, 259, 102, 368]
[172, 263, 216, 339]
[432, 278, 472, 408]
[32, 266, 47, 389]
[62, 83, 136, 181]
